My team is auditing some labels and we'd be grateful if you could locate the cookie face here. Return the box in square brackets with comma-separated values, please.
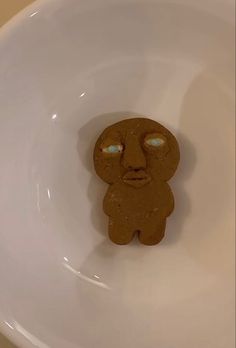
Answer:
[94, 118, 180, 187]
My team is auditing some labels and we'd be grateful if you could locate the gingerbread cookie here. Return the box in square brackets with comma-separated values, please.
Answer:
[93, 117, 180, 245]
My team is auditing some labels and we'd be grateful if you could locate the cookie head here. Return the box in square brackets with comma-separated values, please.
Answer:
[93, 118, 180, 187]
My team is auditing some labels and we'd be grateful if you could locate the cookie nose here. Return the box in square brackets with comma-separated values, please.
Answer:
[122, 136, 146, 170]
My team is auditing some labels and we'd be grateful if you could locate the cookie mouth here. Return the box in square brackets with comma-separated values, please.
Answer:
[123, 170, 151, 188]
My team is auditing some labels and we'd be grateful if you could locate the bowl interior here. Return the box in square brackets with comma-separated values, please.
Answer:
[0, 0, 235, 347]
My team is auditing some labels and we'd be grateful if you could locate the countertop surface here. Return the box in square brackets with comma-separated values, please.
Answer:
[0, 0, 34, 27]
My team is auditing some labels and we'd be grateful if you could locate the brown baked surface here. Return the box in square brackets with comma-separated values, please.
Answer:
[94, 117, 180, 245]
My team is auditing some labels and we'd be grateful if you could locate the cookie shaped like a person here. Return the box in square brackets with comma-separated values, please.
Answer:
[93, 118, 180, 245]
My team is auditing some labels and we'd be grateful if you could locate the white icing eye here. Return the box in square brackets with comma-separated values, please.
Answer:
[102, 144, 123, 154]
[145, 137, 165, 147]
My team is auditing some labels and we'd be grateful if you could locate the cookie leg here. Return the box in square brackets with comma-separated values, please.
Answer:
[138, 219, 166, 245]
[108, 219, 134, 245]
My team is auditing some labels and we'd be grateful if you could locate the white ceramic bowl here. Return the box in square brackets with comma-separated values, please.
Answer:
[0, 0, 235, 347]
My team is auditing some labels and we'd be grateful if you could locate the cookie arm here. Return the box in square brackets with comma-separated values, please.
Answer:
[103, 186, 116, 216]
[163, 183, 175, 217]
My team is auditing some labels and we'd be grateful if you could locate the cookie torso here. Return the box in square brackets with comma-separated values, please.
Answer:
[103, 180, 174, 222]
